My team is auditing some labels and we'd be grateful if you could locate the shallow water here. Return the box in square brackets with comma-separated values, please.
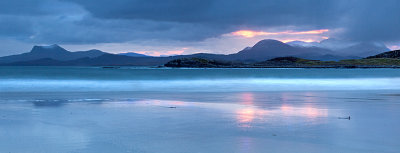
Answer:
[2, 67, 400, 92]
[0, 67, 399, 152]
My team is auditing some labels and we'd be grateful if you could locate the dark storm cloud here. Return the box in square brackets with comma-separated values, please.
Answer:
[0, 0, 399, 44]
[0, 15, 33, 37]
[0, 0, 233, 44]
[67, 0, 341, 28]
[0, 0, 45, 15]
[333, 0, 400, 42]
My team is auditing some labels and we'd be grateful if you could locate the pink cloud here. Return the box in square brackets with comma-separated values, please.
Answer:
[232, 29, 329, 38]
[388, 45, 400, 50]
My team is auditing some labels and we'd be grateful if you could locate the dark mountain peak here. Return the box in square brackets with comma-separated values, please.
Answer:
[239, 39, 293, 54]
[232, 39, 339, 61]
[252, 39, 290, 49]
[86, 49, 104, 53]
[0, 44, 111, 64]
[31, 44, 68, 53]
[232, 39, 297, 61]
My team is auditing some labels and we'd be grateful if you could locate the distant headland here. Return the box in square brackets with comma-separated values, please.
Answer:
[164, 54, 400, 68]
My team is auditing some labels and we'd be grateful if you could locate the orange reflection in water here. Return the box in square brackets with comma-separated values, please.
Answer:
[235, 92, 328, 128]
[280, 104, 328, 119]
[304, 104, 328, 118]
[237, 108, 256, 123]
[280, 104, 293, 112]
[236, 93, 268, 128]
[280, 92, 327, 119]
[236, 108, 269, 128]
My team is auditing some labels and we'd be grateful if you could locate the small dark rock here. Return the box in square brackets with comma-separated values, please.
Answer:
[338, 116, 351, 120]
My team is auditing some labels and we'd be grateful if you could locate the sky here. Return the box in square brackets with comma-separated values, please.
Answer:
[0, 0, 399, 56]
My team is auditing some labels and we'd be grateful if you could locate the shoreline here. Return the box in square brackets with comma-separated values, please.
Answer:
[163, 65, 400, 69]
[1, 65, 400, 69]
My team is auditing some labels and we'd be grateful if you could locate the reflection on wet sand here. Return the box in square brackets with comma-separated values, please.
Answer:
[2, 90, 397, 153]
[237, 93, 265, 127]
[235, 92, 328, 128]
[279, 92, 328, 119]
[101, 92, 329, 128]
[235, 104, 329, 128]
[237, 108, 257, 128]
[280, 104, 328, 119]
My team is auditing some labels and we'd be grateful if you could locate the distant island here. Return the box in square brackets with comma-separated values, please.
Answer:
[0, 39, 398, 68]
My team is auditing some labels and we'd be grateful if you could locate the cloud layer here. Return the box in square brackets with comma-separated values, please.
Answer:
[0, 0, 399, 55]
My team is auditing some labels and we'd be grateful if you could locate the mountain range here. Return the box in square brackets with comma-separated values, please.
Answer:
[0, 44, 107, 63]
[0, 39, 390, 66]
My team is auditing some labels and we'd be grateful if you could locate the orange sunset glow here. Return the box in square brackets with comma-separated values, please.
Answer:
[232, 29, 329, 38]
[237, 108, 256, 123]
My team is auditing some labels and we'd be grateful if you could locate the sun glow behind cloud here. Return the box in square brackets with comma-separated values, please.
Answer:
[280, 39, 315, 43]
[232, 29, 329, 38]
[229, 29, 330, 45]
[389, 45, 400, 50]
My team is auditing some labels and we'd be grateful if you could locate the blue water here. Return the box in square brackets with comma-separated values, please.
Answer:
[1, 67, 400, 92]
[0, 67, 400, 153]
